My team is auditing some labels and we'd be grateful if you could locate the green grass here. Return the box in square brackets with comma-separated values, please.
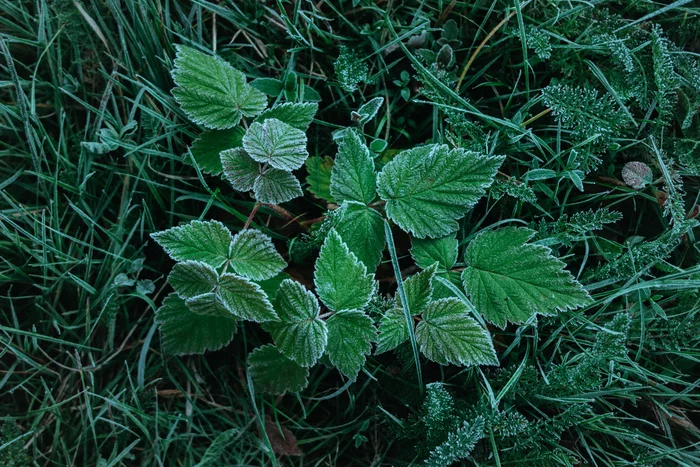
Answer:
[2, 0, 700, 465]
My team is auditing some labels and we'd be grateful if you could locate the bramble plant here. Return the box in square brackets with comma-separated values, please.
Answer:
[151, 46, 592, 395]
[4, 2, 700, 465]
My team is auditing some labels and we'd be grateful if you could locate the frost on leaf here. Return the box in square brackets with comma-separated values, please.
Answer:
[425, 416, 486, 467]
[621, 161, 653, 189]
[377, 144, 504, 238]
[243, 118, 309, 171]
[334, 46, 368, 93]
[171, 45, 266, 129]
[186, 292, 235, 318]
[221, 148, 259, 192]
[330, 129, 377, 205]
[334, 201, 385, 272]
[155, 293, 237, 355]
[263, 280, 327, 367]
[221, 150, 303, 204]
[256, 102, 318, 130]
[167, 260, 218, 299]
[151, 220, 233, 268]
[248, 344, 309, 394]
[253, 168, 303, 204]
[415, 298, 498, 366]
[353, 97, 384, 126]
[314, 229, 375, 312]
[325, 310, 377, 380]
[228, 229, 287, 281]
[376, 308, 409, 354]
[217, 273, 278, 322]
[398, 263, 438, 315]
[462, 227, 593, 328]
[411, 234, 458, 270]
[189, 127, 245, 175]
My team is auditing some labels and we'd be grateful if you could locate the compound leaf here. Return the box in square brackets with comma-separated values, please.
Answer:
[155, 293, 237, 355]
[243, 118, 308, 171]
[248, 344, 309, 394]
[229, 229, 287, 281]
[334, 201, 385, 272]
[151, 220, 232, 268]
[462, 227, 593, 328]
[314, 229, 375, 312]
[168, 260, 218, 299]
[171, 45, 266, 129]
[411, 234, 458, 270]
[218, 273, 277, 322]
[256, 102, 318, 130]
[189, 127, 245, 174]
[325, 310, 377, 380]
[263, 280, 327, 367]
[330, 130, 377, 204]
[416, 298, 498, 366]
[253, 168, 303, 204]
[377, 145, 504, 238]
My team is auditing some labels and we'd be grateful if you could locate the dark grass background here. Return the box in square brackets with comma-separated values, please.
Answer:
[1, 0, 700, 465]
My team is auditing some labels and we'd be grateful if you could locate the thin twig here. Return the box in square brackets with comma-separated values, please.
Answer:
[244, 202, 261, 230]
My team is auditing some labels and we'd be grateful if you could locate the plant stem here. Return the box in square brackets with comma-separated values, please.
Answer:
[244, 202, 260, 230]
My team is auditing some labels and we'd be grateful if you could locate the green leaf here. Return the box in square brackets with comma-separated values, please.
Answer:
[237, 84, 271, 119]
[314, 229, 375, 312]
[433, 270, 463, 300]
[263, 280, 327, 367]
[189, 127, 245, 175]
[218, 273, 278, 322]
[462, 227, 593, 328]
[335, 46, 368, 93]
[186, 292, 235, 318]
[353, 97, 384, 125]
[301, 84, 322, 102]
[330, 130, 377, 204]
[249, 77, 283, 96]
[248, 344, 309, 394]
[229, 229, 287, 281]
[151, 220, 233, 268]
[415, 298, 498, 366]
[243, 118, 308, 171]
[168, 260, 218, 299]
[306, 156, 334, 202]
[256, 102, 318, 130]
[255, 272, 291, 302]
[377, 145, 504, 238]
[155, 294, 237, 355]
[334, 201, 385, 272]
[398, 262, 438, 315]
[253, 168, 303, 204]
[426, 417, 486, 467]
[171, 45, 266, 129]
[411, 234, 458, 270]
[376, 308, 409, 354]
[221, 148, 259, 192]
[325, 310, 377, 380]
